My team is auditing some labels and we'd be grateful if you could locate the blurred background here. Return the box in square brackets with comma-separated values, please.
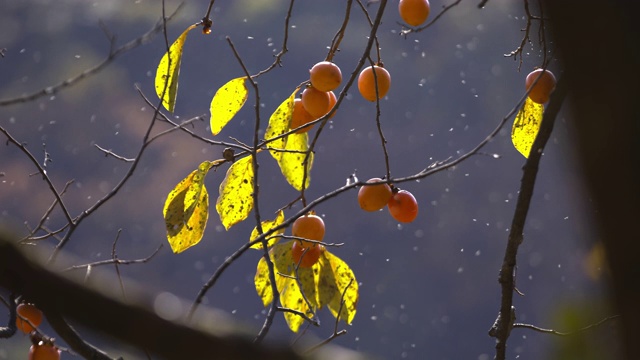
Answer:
[0, 0, 619, 359]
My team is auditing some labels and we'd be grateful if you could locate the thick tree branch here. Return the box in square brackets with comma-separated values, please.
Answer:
[0, 234, 368, 360]
[544, 2, 640, 359]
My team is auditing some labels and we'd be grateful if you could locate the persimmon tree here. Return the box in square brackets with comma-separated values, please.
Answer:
[0, 0, 628, 359]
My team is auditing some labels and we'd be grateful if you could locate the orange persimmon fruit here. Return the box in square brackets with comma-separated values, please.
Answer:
[399, 0, 431, 27]
[388, 189, 419, 223]
[309, 61, 342, 92]
[525, 68, 557, 104]
[16, 303, 43, 334]
[357, 65, 391, 101]
[358, 178, 393, 212]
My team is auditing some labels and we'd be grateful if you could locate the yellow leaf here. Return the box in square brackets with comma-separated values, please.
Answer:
[163, 160, 216, 253]
[250, 210, 285, 249]
[512, 97, 544, 158]
[265, 88, 298, 161]
[216, 156, 254, 230]
[155, 24, 197, 112]
[210, 77, 249, 135]
[265, 88, 313, 191]
[278, 132, 313, 191]
[254, 241, 357, 332]
[254, 241, 296, 308]
[318, 250, 358, 324]
[281, 273, 314, 332]
[254, 241, 319, 332]
[254, 253, 274, 307]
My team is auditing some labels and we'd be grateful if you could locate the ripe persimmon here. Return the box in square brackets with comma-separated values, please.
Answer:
[291, 98, 315, 133]
[16, 303, 43, 333]
[388, 190, 418, 223]
[301, 86, 331, 118]
[358, 178, 393, 212]
[309, 61, 342, 92]
[357, 65, 391, 101]
[291, 240, 324, 268]
[326, 90, 337, 118]
[399, 0, 431, 27]
[292, 214, 325, 241]
[28, 343, 60, 360]
[525, 68, 556, 104]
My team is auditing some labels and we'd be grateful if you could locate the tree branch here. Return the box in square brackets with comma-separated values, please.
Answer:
[0, 233, 369, 360]
[0, 6, 183, 107]
[490, 76, 568, 360]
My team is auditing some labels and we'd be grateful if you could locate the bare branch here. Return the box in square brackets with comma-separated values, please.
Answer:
[0, 127, 74, 225]
[0, 6, 183, 107]
[0, 294, 17, 338]
[513, 315, 620, 336]
[491, 76, 568, 360]
[94, 145, 135, 162]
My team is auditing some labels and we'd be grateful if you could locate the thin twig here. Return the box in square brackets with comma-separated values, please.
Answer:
[252, 0, 295, 78]
[135, 87, 251, 152]
[326, 0, 353, 62]
[0, 127, 74, 224]
[94, 144, 135, 162]
[62, 245, 163, 272]
[504, 0, 533, 69]
[20, 180, 74, 243]
[304, 278, 354, 353]
[276, 307, 319, 326]
[0, 6, 183, 107]
[0, 294, 17, 338]
[513, 315, 620, 336]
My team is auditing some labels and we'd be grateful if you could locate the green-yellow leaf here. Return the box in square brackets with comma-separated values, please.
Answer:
[254, 241, 296, 307]
[254, 241, 358, 332]
[216, 156, 254, 230]
[254, 252, 274, 307]
[281, 272, 314, 332]
[278, 132, 313, 191]
[163, 160, 217, 253]
[210, 77, 249, 135]
[318, 250, 358, 324]
[155, 24, 197, 112]
[512, 97, 544, 158]
[265, 88, 298, 161]
[265, 88, 313, 191]
[254, 241, 317, 332]
[250, 210, 285, 249]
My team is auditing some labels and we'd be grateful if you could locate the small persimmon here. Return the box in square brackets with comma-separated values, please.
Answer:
[525, 69, 557, 104]
[292, 214, 325, 241]
[16, 303, 43, 333]
[399, 0, 431, 27]
[357, 65, 391, 101]
[290, 98, 316, 134]
[388, 190, 419, 223]
[291, 240, 325, 268]
[326, 90, 337, 118]
[309, 61, 342, 92]
[358, 178, 393, 212]
[301, 86, 331, 118]
[28, 343, 60, 360]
